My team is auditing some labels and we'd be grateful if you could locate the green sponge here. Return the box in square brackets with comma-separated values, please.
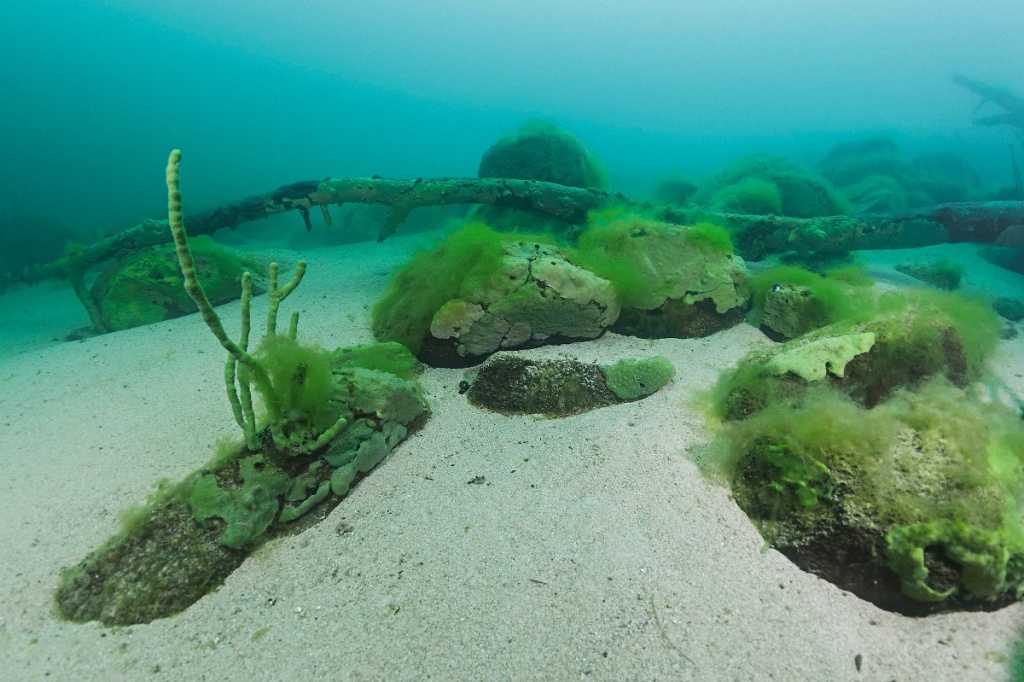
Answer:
[766, 332, 875, 382]
[189, 456, 291, 549]
[600, 356, 676, 401]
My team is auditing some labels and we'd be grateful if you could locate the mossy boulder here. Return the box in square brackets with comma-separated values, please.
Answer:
[478, 119, 606, 190]
[834, 173, 909, 213]
[760, 285, 833, 339]
[704, 290, 1016, 614]
[819, 137, 979, 212]
[694, 154, 847, 218]
[373, 223, 619, 367]
[994, 297, 1024, 322]
[707, 177, 784, 215]
[750, 265, 876, 340]
[466, 353, 675, 417]
[91, 236, 255, 331]
[473, 120, 607, 238]
[715, 289, 998, 421]
[573, 215, 750, 338]
[653, 175, 699, 206]
[716, 380, 1024, 615]
[55, 345, 428, 626]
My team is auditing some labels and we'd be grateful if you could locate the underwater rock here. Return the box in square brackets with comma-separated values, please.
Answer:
[749, 264, 876, 341]
[980, 245, 1024, 276]
[721, 379, 1024, 616]
[994, 224, 1024, 248]
[653, 176, 699, 206]
[466, 353, 675, 417]
[693, 154, 847, 219]
[90, 237, 257, 331]
[760, 284, 832, 339]
[706, 289, 1017, 615]
[472, 120, 607, 239]
[716, 289, 1002, 420]
[372, 223, 620, 367]
[55, 355, 429, 626]
[836, 173, 910, 213]
[574, 216, 750, 339]
[478, 119, 606, 190]
[894, 259, 963, 290]
[612, 297, 747, 339]
[819, 137, 979, 211]
[994, 297, 1024, 322]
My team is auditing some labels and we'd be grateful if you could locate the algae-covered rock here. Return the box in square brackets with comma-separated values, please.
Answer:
[477, 119, 606, 190]
[705, 289, 1015, 615]
[750, 264, 876, 340]
[574, 215, 750, 339]
[764, 332, 875, 382]
[91, 236, 256, 331]
[715, 290, 997, 420]
[694, 154, 847, 218]
[55, 495, 247, 626]
[717, 380, 1024, 615]
[466, 353, 674, 417]
[760, 284, 833, 339]
[819, 137, 979, 211]
[994, 297, 1024, 322]
[471, 120, 608, 239]
[55, 348, 429, 626]
[373, 223, 620, 367]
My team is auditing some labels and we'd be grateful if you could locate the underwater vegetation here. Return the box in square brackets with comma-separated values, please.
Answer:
[478, 119, 608, 190]
[747, 264, 876, 339]
[573, 212, 750, 338]
[371, 215, 750, 366]
[372, 221, 619, 367]
[55, 152, 429, 625]
[31, 119, 1022, 634]
[703, 284, 1024, 614]
[818, 137, 981, 212]
[692, 153, 848, 218]
[89, 236, 257, 332]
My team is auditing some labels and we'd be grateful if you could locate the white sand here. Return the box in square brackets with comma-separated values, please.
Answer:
[0, 236, 1022, 681]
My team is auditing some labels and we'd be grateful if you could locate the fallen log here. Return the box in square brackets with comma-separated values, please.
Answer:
[720, 201, 1024, 260]
[5, 172, 1023, 296]
[8, 177, 626, 290]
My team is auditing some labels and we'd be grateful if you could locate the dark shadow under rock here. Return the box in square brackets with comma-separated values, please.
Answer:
[611, 297, 746, 339]
[776, 526, 1019, 617]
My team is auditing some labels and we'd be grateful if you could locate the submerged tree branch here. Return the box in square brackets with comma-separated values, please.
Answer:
[5, 172, 1024, 295]
[8, 177, 624, 289]
[720, 201, 1024, 260]
[952, 74, 1024, 130]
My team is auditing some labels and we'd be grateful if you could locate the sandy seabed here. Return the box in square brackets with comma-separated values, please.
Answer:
[1, 233, 1022, 681]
